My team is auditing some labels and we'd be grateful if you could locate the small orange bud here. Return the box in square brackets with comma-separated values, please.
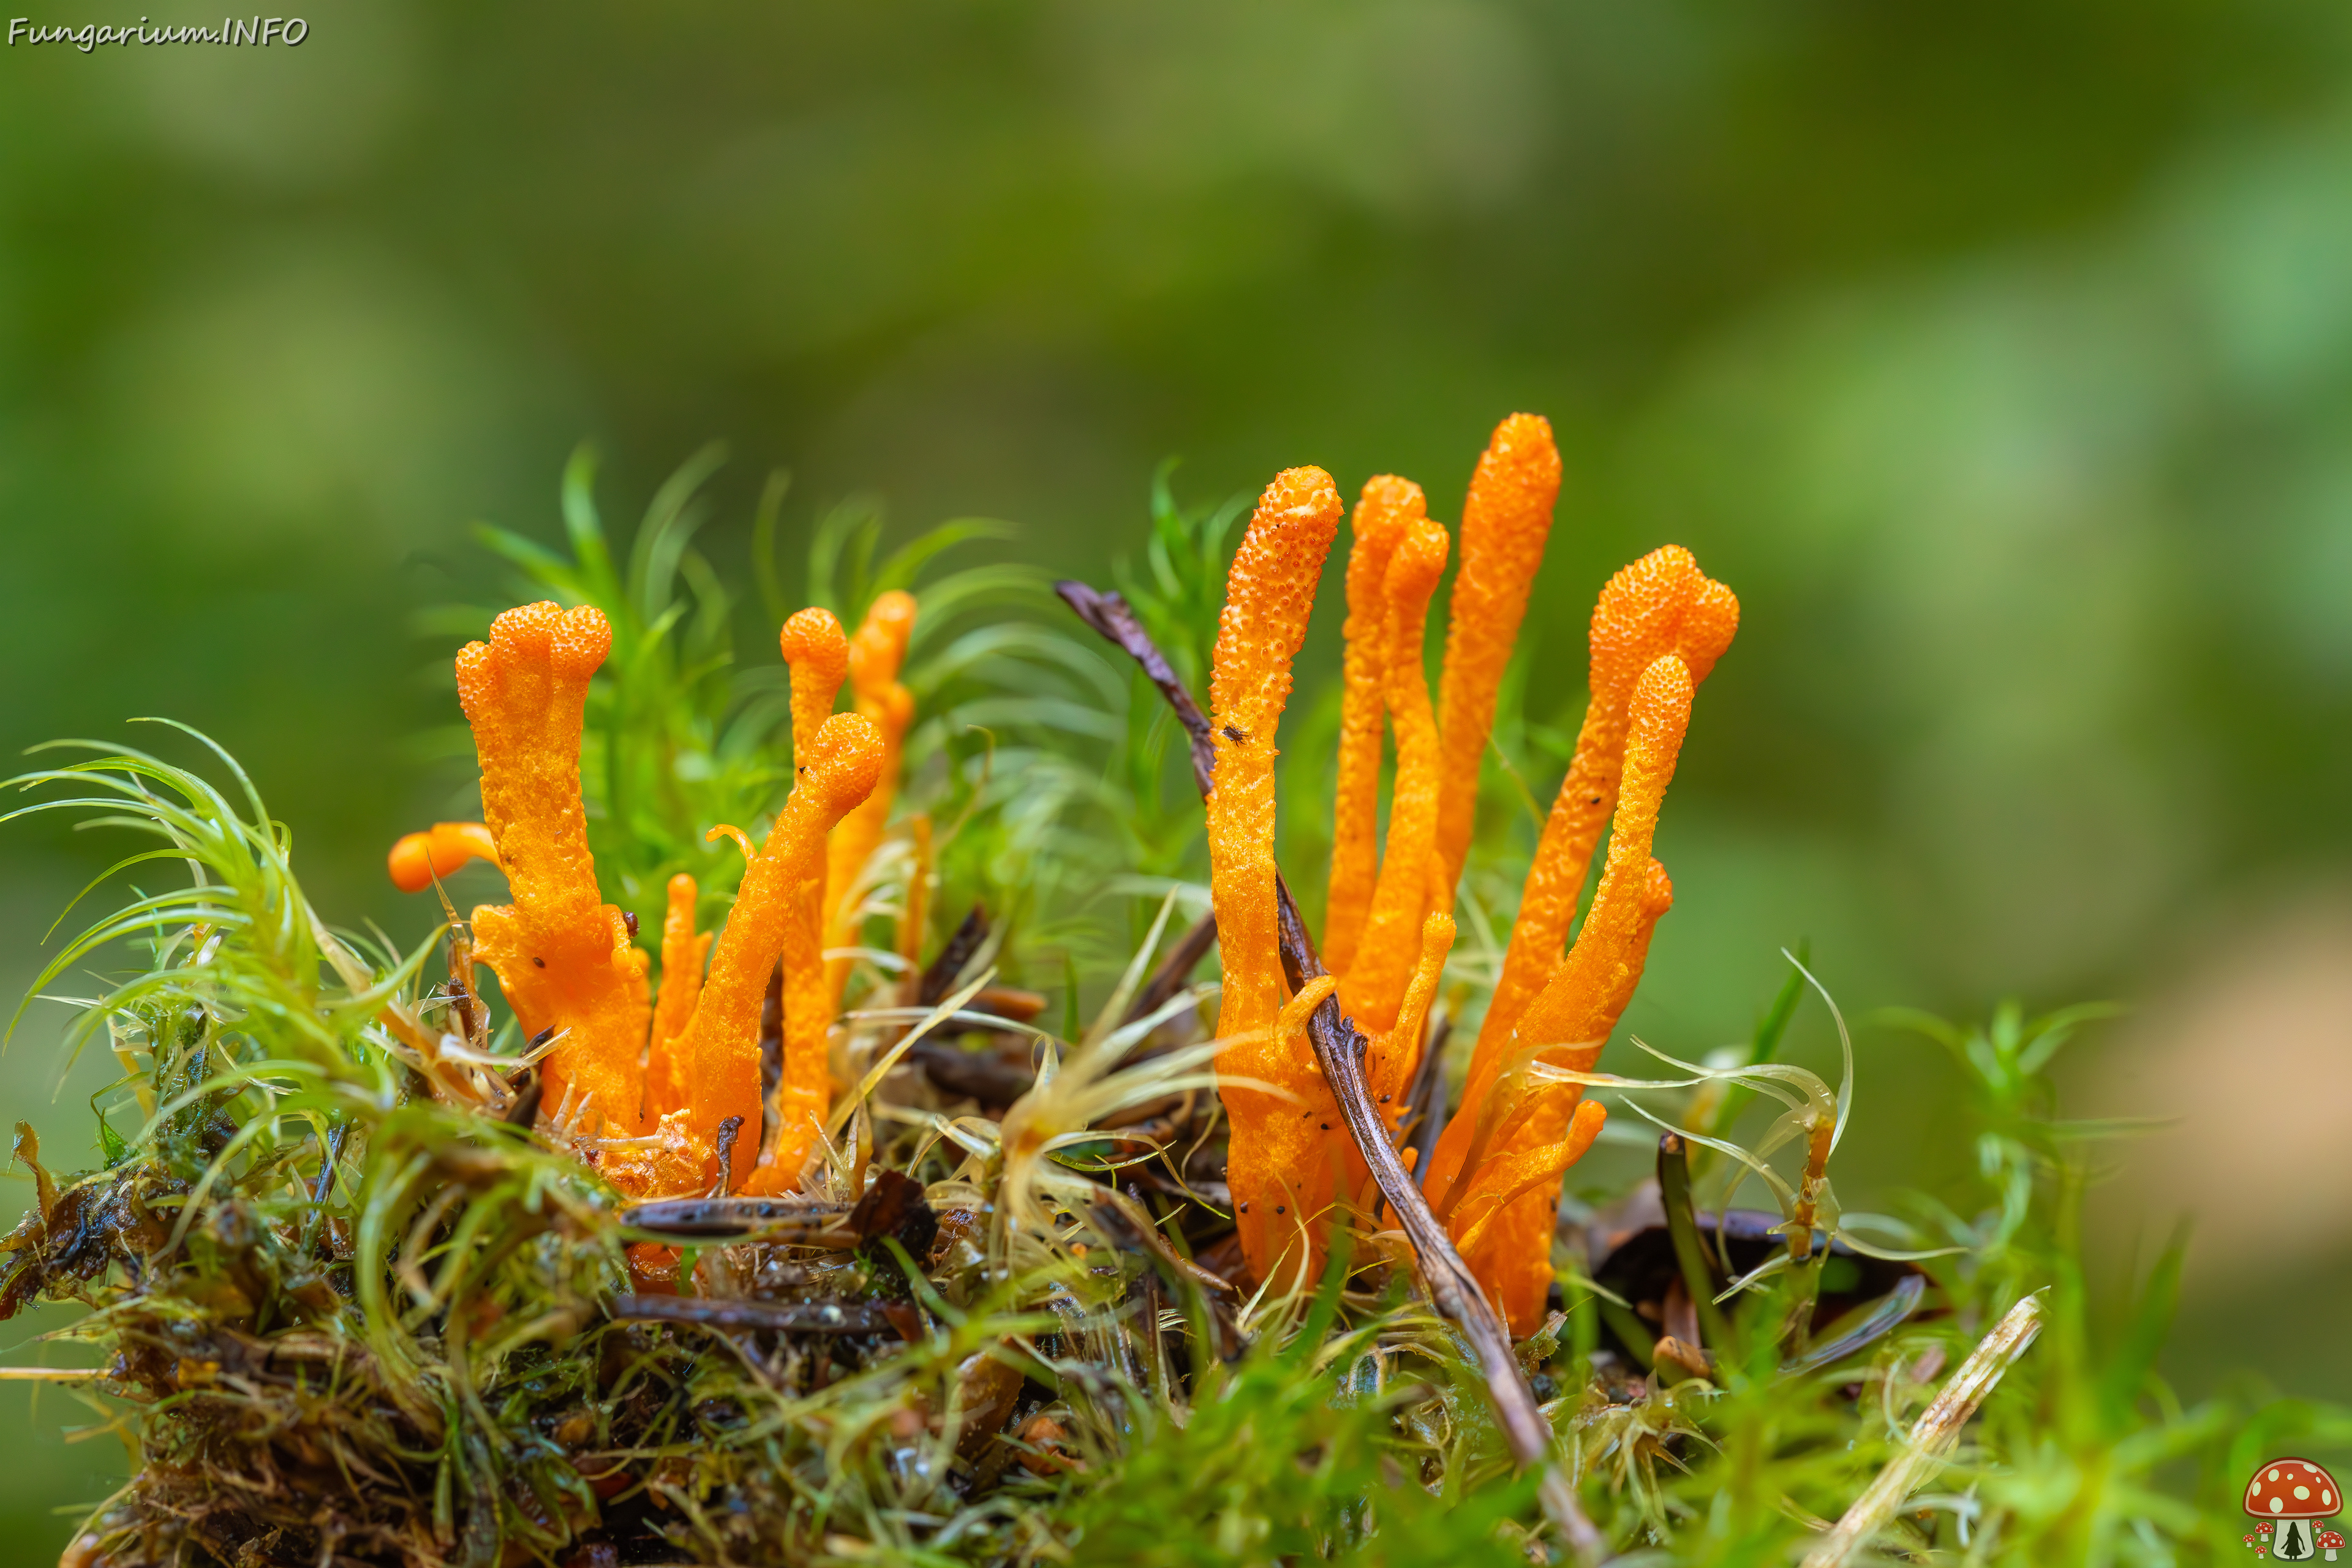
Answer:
[386, 821, 499, 894]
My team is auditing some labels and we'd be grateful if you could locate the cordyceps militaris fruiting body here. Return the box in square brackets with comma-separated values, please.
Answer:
[1204, 413, 1735, 1332]
[386, 417, 1736, 1330]
[388, 594, 913, 1197]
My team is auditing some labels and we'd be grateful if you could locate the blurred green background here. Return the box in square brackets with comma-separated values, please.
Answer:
[6, 1, 2352, 1556]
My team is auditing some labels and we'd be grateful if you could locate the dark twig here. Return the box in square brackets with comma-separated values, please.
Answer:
[1060, 577, 1605, 1562]
[1124, 912, 1219, 1028]
[909, 1038, 1036, 1106]
[502, 1070, 543, 1130]
[1401, 1011, 1451, 1189]
[619, 1195, 850, 1241]
[1054, 581, 1216, 796]
[848, 1169, 940, 1269]
[311, 1119, 349, 1207]
[711, 1115, 744, 1197]
[1272, 902, 1536, 1419]
[918, 905, 990, 1006]
[611, 1294, 896, 1335]
[758, 960, 785, 1110]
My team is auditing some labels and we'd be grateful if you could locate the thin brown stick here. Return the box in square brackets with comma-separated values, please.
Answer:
[1054, 581, 1216, 796]
[611, 1294, 894, 1335]
[916, 905, 991, 1006]
[618, 1195, 849, 1242]
[1060, 576, 1605, 1562]
[1124, 912, 1219, 1027]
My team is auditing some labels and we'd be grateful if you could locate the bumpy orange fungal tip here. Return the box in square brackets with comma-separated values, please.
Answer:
[1678, 576, 1741, 684]
[851, 590, 918, 682]
[1338, 513, 1449, 1035]
[779, 607, 850, 760]
[827, 590, 919, 1009]
[681, 711, 884, 1192]
[455, 601, 652, 1136]
[1322, 475, 1423, 976]
[386, 821, 500, 894]
[1433, 413, 1561, 894]
[643, 872, 710, 1120]
[1205, 465, 1342, 1287]
[1474, 546, 1736, 1074]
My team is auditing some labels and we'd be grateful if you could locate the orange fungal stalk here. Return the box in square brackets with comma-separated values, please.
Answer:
[643, 872, 710, 1120]
[827, 590, 918, 1009]
[1198, 419, 1732, 1332]
[1338, 908, 1455, 1205]
[679, 710, 883, 1193]
[1473, 546, 1736, 1070]
[899, 813, 932, 976]
[1336, 512, 1449, 1036]
[1205, 466, 1343, 1289]
[1425, 653, 1696, 1332]
[388, 585, 929, 1204]
[1432, 414, 1561, 896]
[781, 606, 851, 950]
[453, 602, 652, 1136]
[1366, 911, 1455, 1121]
[1322, 475, 1422, 976]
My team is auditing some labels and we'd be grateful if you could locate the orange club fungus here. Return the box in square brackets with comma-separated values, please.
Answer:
[826, 589, 918, 1010]
[451, 603, 654, 1139]
[1200, 413, 1735, 1335]
[383, 414, 1733, 1338]
[389, 590, 924, 1199]
[1204, 465, 1344, 1286]
[1321, 475, 1421, 976]
[680, 710, 883, 1193]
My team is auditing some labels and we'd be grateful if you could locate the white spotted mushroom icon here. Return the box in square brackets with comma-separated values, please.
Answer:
[2244, 1458, 2342, 1562]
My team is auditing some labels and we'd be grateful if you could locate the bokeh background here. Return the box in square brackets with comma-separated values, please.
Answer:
[4, 1, 2352, 1556]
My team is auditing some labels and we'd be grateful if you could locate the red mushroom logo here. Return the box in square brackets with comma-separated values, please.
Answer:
[2245, 1458, 2342, 1562]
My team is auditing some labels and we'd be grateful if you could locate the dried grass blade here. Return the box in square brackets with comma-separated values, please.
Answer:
[1799, 1291, 2046, 1568]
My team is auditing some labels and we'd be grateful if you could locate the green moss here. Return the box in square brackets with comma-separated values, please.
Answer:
[1, 453, 2342, 1567]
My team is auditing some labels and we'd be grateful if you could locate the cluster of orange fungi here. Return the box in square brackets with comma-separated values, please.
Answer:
[1207, 414, 1735, 1333]
[387, 590, 921, 1200]
[388, 414, 1735, 1336]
